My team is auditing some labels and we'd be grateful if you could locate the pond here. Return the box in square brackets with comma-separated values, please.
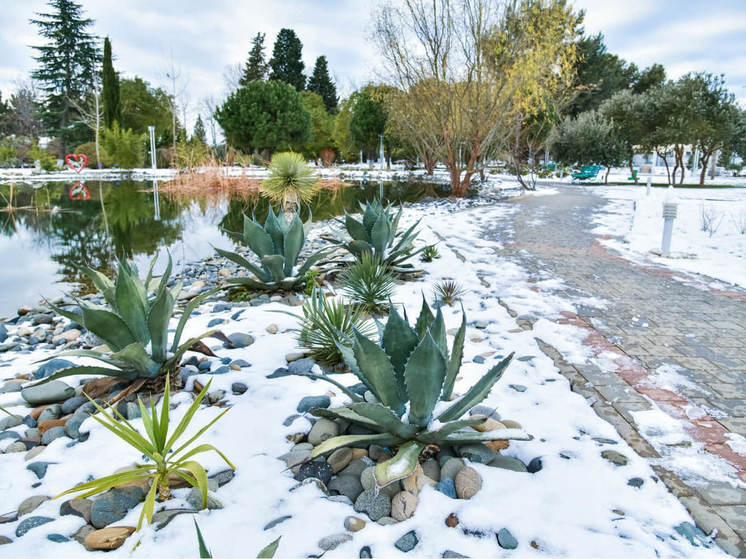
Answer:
[0, 178, 458, 316]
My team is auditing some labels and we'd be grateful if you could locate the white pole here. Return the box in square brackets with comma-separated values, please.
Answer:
[148, 126, 157, 170]
[379, 134, 385, 173]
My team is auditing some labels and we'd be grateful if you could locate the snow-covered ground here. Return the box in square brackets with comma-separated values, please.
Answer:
[590, 184, 746, 289]
[0, 197, 728, 558]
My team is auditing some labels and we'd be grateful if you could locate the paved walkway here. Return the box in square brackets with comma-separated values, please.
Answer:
[482, 185, 746, 556]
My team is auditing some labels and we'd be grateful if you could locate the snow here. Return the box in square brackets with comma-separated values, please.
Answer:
[0, 196, 727, 558]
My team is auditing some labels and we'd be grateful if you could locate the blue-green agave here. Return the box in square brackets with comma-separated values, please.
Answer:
[305, 298, 528, 488]
[216, 207, 329, 291]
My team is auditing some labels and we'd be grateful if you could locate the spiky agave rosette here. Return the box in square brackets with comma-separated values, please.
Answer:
[305, 297, 530, 488]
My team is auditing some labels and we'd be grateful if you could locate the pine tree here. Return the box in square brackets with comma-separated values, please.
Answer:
[268, 29, 305, 91]
[240, 32, 267, 85]
[30, 0, 101, 154]
[102, 36, 120, 127]
[193, 114, 207, 143]
[307, 56, 338, 113]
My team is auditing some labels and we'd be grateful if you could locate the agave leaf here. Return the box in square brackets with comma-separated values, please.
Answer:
[166, 331, 218, 373]
[311, 406, 380, 429]
[390, 204, 404, 236]
[347, 239, 374, 258]
[78, 304, 137, 352]
[349, 403, 419, 439]
[35, 365, 133, 384]
[45, 301, 83, 325]
[282, 215, 304, 277]
[80, 266, 116, 307]
[148, 285, 175, 363]
[441, 309, 466, 400]
[415, 418, 486, 444]
[428, 307, 449, 360]
[437, 353, 514, 422]
[225, 277, 272, 290]
[261, 254, 286, 283]
[438, 429, 530, 443]
[370, 213, 391, 256]
[257, 537, 281, 559]
[361, 203, 379, 236]
[242, 214, 274, 258]
[214, 247, 271, 283]
[352, 330, 405, 416]
[309, 433, 402, 459]
[413, 296, 434, 339]
[295, 248, 333, 279]
[373, 441, 423, 487]
[404, 332, 446, 426]
[114, 260, 150, 345]
[154, 253, 173, 296]
[111, 343, 161, 378]
[264, 207, 285, 255]
[345, 213, 368, 242]
[380, 305, 419, 395]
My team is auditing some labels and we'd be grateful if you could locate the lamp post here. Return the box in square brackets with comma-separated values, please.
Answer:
[379, 134, 385, 173]
[148, 126, 157, 170]
[660, 185, 677, 256]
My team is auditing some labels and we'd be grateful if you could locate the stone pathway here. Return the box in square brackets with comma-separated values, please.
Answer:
[481, 185, 746, 557]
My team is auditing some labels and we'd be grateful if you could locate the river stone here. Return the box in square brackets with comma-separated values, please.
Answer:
[469, 405, 500, 420]
[526, 457, 543, 473]
[224, 333, 255, 348]
[38, 404, 61, 421]
[297, 395, 331, 413]
[496, 528, 518, 549]
[47, 533, 69, 543]
[0, 415, 23, 430]
[84, 526, 136, 551]
[394, 530, 419, 552]
[318, 533, 353, 551]
[18, 495, 49, 516]
[15, 516, 54, 537]
[628, 477, 644, 488]
[488, 455, 528, 472]
[391, 491, 418, 521]
[360, 467, 401, 497]
[440, 458, 466, 480]
[436, 477, 457, 498]
[24, 446, 45, 461]
[442, 551, 469, 558]
[27, 461, 55, 479]
[0, 431, 20, 440]
[231, 382, 248, 395]
[90, 487, 145, 528]
[354, 489, 391, 521]
[0, 323, 6, 343]
[501, 419, 522, 429]
[60, 499, 93, 522]
[22, 381, 75, 405]
[344, 516, 366, 532]
[601, 450, 628, 466]
[455, 467, 482, 499]
[0, 536, 10, 545]
[328, 447, 353, 473]
[34, 359, 75, 380]
[359, 545, 372, 558]
[187, 488, 222, 510]
[0, 380, 23, 394]
[5, 441, 26, 453]
[329, 474, 364, 502]
[41, 426, 68, 445]
[307, 418, 339, 446]
[288, 358, 316, 375]
[340, 459, 369, 478]
[297, 461, 333, 485]
[422, 459, 441, 482]
[458, 444, 496, 464]
[281, 449, 311, 468]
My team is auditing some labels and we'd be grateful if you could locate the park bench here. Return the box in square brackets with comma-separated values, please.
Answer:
[571, 165, 602, 182]
[627, 169, 639, 181]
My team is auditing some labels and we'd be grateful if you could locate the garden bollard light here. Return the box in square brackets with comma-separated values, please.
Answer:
[646, 175, 651, 196]
[660, 189, 677, 256]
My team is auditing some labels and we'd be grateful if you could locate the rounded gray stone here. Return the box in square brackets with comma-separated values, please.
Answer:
[353, 489, 391, 521]
[21, 381, 75, 405]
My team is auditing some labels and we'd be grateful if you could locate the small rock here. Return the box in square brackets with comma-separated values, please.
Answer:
[440, 458, 466, 480]
[391, 491, 417, 521]
[83, 526, 136, 551]
[359, 545, 372, 558]
[354, 489, 391, 521]
[52, 329, 80, 343]
[307, 418, 339, 446]
[231, 382, 248, 395]
[394, 530, 419, 552]
[0, 536, 10, 545]
[455, 467, 482, 499]
[34, 359, 75, 380]
[280, 449, 310, 468]
[474, 321, 488, 329]
[436, 478, 457, 499]
[186, 488, 222, 510]
[15, 516, 54, 537]
[72, 524, 95, 545]
[442, 551, 469, 558]
[490, 455, 528, 473]
[60, 499, 93, 522]
[421, 459, 440, 482]
[500, 419, 522, 429]
[297, 395, 331, 413]
[46, 533, 69, 543]
[90, 487, 145, 528]
[18, 496, 50, 516]
[24, 446, 46, 462]
[445, 513, 459, 528]
[470, 416, 506, 433]
[318, 533, 353, 551]
[224, 332, 255, 348]
[285, 352, 306, 363]
[60, 396, 87, 415]
[627, 477, 644, 488]
[266, 324, 278, 334]
[601, 450, 628, 466]
[5, 441, 27, 453]
[496, 528, 518, 550]
[329, 475, 364, 502]
[368, 444, 392, 462]
[344, 516, 366, 532]
[288, 358, 316, 375]
[526, 457, 543, 473]
[457, 444, 496, 464]
[21, 381, 75, 405]
[328, 447, 353, 473]
[509, 384, 527, 392]
[296, 461, 333, 485]
[41, 426, 68, 445]
[210, 469, 235, 487]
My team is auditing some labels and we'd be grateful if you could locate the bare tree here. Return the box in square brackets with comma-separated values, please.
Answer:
[164, 50, 189, 167]
[201, 96, 219, 147]
[4, 80, 42, 139]
[69, 80, 103, 165]
[223, 62, 243, 95]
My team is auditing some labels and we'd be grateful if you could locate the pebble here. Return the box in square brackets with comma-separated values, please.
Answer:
[368, 444, 393, 462]
[490, 455, 528, 473]
[509, 384, 527, 392]
[0, 415, 23, 430]
[500, 419, 522, 429]
[445, 513, 459, 528]
[474, 321, 488, 329]
[394, 530, 419, 552]
[328, 447, 353, 473]
[288, 358, 316, 375]
[359, 545, 372, 558]
[628, 477, 644, 488]
[421, 459, 441, 482]
[354, 489, 391, 521]
[436, 477, 457, 498]
[60, 499, 93, 523]
[186, 489, 222, 510]
[318, 533, 353, 551]
[61, 396, 87, 415]
[285, 352, 306, 363]
[391, 491, 417, 521]
[471, 417, 506, 433]
[440, 458, 466, 480]
[307, 418, 339, 446]
[34, 359, 76, 380]
[90, 487, 145, 528]
[496, 528, 518, 550]
[21, 381, 75, 405]
[27, 461, 55, 479]
[455, 467, 482, 499]
[15, 516, 54, 537]
[5, 441, 27, 453]
[526, 457, 543, 473]
[344, 516, 366, 532]
[18, 496, 49, 517]
[297, 395, 331, 413]
[442, 551, 469, 558]
[458, 444, 496, 464]
[601, 450, 628, 466]
[224, 332, 255, 348]
[24, 446, 45, 461]
[0, 536, 10, 545]
[281, 449, 310, 468]
[46, 533, 69, 543]
[340, 459, 369, 478]
[41, 426, 68, 445]
[84, 526, 136, 550]
[266, 324, 278, 334]
[296, 461, 333, 485]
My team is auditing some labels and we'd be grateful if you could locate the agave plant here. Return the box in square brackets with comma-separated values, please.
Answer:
[333, 199, 424, 270]
[216, 207, 329, 291]
[340, 253, 397, 314]
[261, 152, 319, 214]
[55, 376, 234, 531]
[305, 298, 528, 488]
[41, 254, 219, 384]
[433, 279, 467, 306]
[420, 244, 441, 262]
[291, 287, 375, 365]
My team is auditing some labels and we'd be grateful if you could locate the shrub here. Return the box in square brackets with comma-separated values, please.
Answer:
[27, 142, 58, 171]
[55, 376, 234, 530]
[261, 152, 319, 214]
[216, 208, 329, 292]
[420, 244, 440, 262]
[340, 252, 397, 314]
[433, 279, 467, 306]
[302, 298, 526, 488]
[0, 142, 19, 168]
[102, 122, 146, 168]
[175, 139, 212, 170]
[74, 141, 110, 168]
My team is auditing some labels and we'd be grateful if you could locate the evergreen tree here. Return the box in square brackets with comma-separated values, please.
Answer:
[102, 36, 120, 127]
[268, 29, 305, 91]
[193, 114, 207, 143]
[240, 32, 267, 85]
[307, 56, 338, 113]
[30, 0, 101, 154]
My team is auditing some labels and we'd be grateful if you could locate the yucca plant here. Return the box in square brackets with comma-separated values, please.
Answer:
[55, 376, 234, 531]
[305, 298, 528, 488]
[290, 288, 375, 365]
[40, 254, 219, 384]
[216, 207, 330, 292]
[340, 253, 397, 314]
[420, 244, 440, 262]
[261, 152, 319, 215]
[332, 199, 424, 270]
[433, 280, 467, 306]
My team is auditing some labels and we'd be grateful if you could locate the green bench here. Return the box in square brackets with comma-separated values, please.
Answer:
[571, 165, 602, 182]
[627, 169, 639, 181]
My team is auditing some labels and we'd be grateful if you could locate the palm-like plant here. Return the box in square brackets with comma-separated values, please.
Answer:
[304, 298, 528, 488]
[420, 244, 440, 262]
[332, 199, 424, 270]
[261, 152, 319, 214]
[340, 253, 397, 314]
[55, 376, 234, 531]
[216, 208, 329, 292]
[41, 254, 219, 384]
[433, 280, 467, 306]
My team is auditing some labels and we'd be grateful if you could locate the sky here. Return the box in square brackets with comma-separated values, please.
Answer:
[1, 0, 745, 131]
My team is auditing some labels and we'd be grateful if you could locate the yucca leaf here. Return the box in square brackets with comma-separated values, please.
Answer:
[374, 441, 423, 487]
[352, 329, 406, 416]
[282, 214, 304, 277]
[257, 537, 281, 558]
[111, 343, 160, 378]
[381, 305, 419, 394]
[437, 353, 514, 422]
[164, 379, 211, 451]
[172, 443, 236, 471]
[344, 213, 368, 242]
[80, 304, 137, 352]
[154, 376, 171, 451]
[309, 433, 402, 459]
[139, 475, 159, 529]
[348, 403, 419, 439]
[404, 332, 447, 426]
[413, 296, 434, 339]
[147, 286, 174, 363]
[242, 213, 275, 258]
[54, 467, 153, 500]
[180, 460, 210, 509]
[441, 309, 466, 400]
[195, 520, 212, 558]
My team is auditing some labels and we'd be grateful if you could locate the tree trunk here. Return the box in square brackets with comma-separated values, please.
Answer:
[604, 167, 610, 184]
[656, 149, 671, 185]
[699, 152, 710, 186]
[628, 162, 638, 184]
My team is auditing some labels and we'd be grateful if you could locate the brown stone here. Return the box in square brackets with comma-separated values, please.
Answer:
[84, 526, 136, 550]
[351, 448, 369, 460]
[37, 417, 70, 434]
[455, 467, 482, 499]
[30, 405, 49, 420]
[82, 377, 120, 399]
[445, 513, 459, 527]
[391, 491, 417, 521]
[485, 440, 510, 452]
[471, 416, 506, 433]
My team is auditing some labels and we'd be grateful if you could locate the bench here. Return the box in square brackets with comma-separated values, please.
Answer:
[627, 169, 639, 181]
[571, 165, 602, 182]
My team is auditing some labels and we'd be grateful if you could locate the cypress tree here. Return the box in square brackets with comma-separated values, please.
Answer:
[307, 56, 338, 113]
[193, 115, 207, 143]
[268, 29, 305, 91]
[102, 37, 120, 127]
[30, 0, 101, 154]
[240, 32, 267, 85]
